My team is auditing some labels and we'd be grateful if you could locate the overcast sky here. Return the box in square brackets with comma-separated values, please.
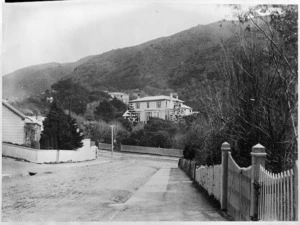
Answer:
[2, 0, 282, 75]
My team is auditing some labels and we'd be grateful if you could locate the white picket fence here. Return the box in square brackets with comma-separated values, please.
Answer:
[178, 142, 298, 221]
[195, 165, 222, 202]
[258, 165, 297, 221]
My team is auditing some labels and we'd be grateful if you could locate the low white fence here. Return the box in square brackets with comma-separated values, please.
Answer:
[98, 142, 112, 150]
[258, 164, 298, 221]
[179, 158, 222, 202]
[121, 144, 183, 157]
[195, 165, 222, 202]
[178, 158, 196, 179]
[178, 142, 298, 221]
[2, 139, 97, 163]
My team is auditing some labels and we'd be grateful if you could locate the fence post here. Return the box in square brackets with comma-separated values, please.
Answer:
[250, 143, 266, 221]
[221, 142, 231, 211]
[294, 161, 298, 221]
[192, 160, 196, 181]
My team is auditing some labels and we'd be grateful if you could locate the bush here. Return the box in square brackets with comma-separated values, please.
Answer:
[115, 129, 130, 150]
[116, 118, 133, 132]
[143, 131, 172, 148]
[183, 144, 196, 160]
[144, 117, 179, 136]
[122, 129, 146, 146]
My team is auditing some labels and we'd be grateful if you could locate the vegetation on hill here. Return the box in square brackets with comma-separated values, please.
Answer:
[3, 19, 242, 105]
[10, 78, 127, 121]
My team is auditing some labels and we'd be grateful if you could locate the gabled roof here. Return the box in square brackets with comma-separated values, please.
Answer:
[122, 110, 130, 117]
[2, 100, 26, 119]
[130, 95, 184, 103]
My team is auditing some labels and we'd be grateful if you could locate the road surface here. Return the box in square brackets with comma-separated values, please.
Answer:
[2, 151, 228, 221]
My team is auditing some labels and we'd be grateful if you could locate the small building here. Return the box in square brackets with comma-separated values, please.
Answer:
[108, 92, 129, 105]
[2, 100, 42, 147]
[124, 93, 193, 122]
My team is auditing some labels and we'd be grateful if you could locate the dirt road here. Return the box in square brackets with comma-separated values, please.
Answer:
[2, 153, 227, 222]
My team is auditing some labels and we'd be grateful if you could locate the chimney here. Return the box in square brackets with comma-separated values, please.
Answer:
[137, 93, 140, 99]
[170, 92, 173, 101]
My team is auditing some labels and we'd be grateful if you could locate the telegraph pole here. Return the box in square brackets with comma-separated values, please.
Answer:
[110, 125, 114, 158]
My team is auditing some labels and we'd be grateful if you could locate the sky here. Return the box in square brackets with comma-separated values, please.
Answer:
[1, 0, 288, 75]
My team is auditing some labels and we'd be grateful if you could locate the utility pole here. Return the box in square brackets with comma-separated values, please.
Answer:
[110, 125, 114, 158]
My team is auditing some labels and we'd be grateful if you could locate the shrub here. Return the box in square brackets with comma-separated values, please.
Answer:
[143, 131, 172, 148]
[183, 144, 196, 160]
[122, 129, 146, 146]
[116, 118, 133, 132]
[144, 117, 179, 136]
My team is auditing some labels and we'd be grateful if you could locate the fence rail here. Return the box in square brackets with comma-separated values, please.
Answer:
[178, 142, 298, 221]
[258, 165, 297, 221]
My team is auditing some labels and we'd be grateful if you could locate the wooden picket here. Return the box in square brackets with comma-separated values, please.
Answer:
[258, 165, 296, 221]
[178, 146, 298, 222]
[194, 164, 222, 203]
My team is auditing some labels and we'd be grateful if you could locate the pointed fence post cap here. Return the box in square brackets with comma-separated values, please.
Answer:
[221, 142, 231, 151]
[252, 143, 266, 153]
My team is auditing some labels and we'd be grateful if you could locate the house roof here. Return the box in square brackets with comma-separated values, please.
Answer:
[181, 104, 192, 109]
[130, 95, 184, 103]
[2, 100, 27, 119]
[122, 110, 130, 117]
[25, 117, 43, 126]
[109, 92, 128, 96]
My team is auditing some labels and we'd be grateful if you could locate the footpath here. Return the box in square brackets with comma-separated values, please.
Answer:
[110, 167, 229, 221]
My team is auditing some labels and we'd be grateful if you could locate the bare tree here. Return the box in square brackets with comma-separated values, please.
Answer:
[187, 5, 297, 172]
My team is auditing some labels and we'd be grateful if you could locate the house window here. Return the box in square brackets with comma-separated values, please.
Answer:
[147, 102, 150, 108]
[136, 113, 140, 121]
[156, 101, 161, 108]
[146, 112, 151, 121]
[136, 102, 140, 109]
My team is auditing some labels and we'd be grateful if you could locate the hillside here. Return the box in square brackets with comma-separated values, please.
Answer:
[2, 19, 240, 101]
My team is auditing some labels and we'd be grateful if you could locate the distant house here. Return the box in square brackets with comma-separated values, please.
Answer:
[123, 93, 193, 122]
[108, 92, 129, 104]
[2, 101, 42, 147]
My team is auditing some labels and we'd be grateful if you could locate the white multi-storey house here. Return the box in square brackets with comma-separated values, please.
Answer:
[123, 93, 193, 122]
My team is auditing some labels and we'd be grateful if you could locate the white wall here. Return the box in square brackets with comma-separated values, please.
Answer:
[58, 140, 96, 162]
[2, 143, 37, 162]
[36, 150, 57, 163]
[2, 105, 25, 144]
[3, 139, 97, 164]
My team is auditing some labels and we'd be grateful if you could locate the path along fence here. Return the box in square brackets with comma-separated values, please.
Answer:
[178, 142, 298, 221]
